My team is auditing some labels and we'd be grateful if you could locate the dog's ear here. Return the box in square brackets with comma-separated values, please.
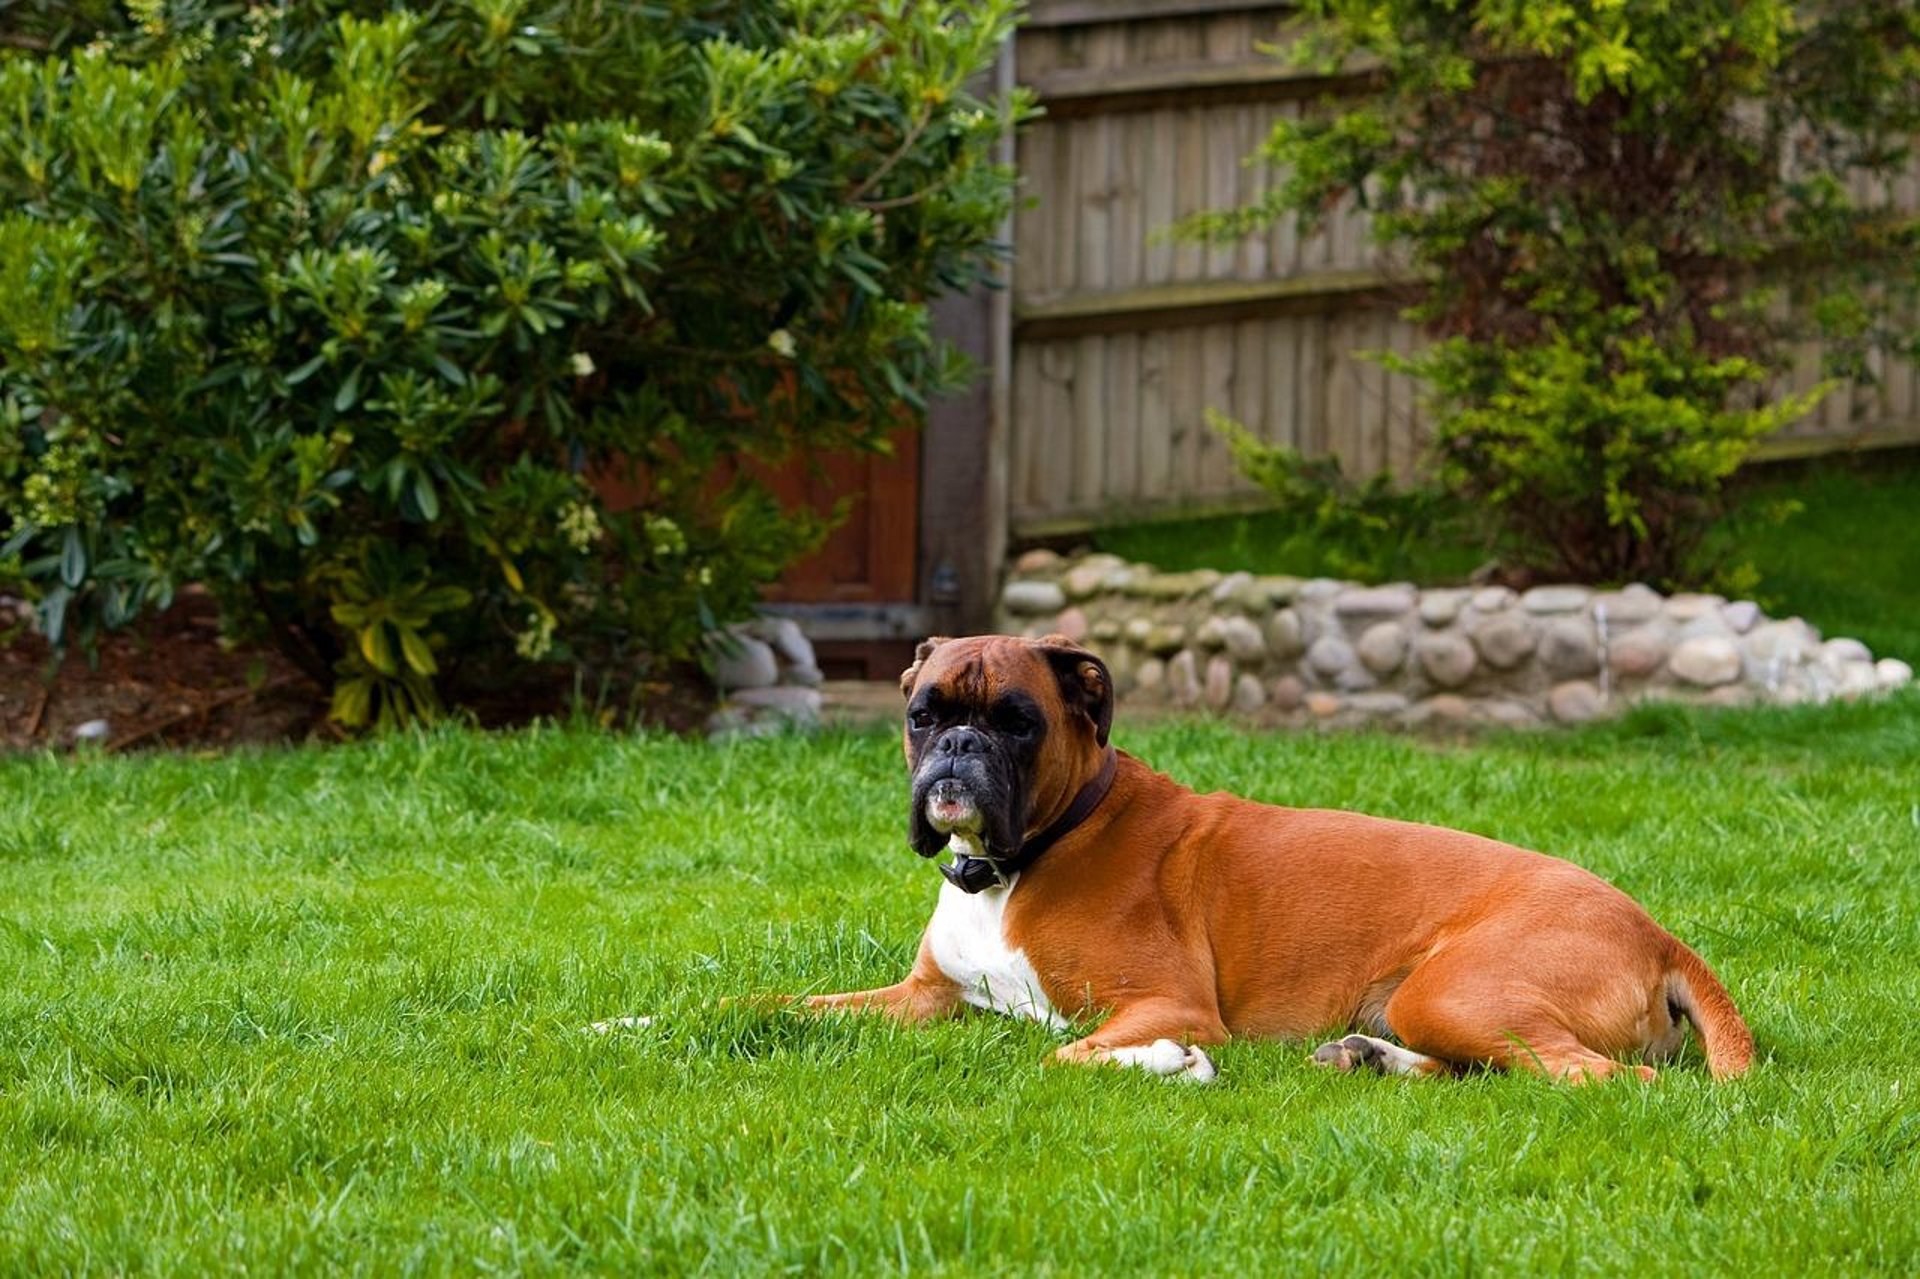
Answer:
[1036, 636, 1113, 747]
[900, 636, 950, 698]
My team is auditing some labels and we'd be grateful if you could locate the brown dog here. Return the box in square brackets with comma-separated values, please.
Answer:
[798, 633, 1753, 1083]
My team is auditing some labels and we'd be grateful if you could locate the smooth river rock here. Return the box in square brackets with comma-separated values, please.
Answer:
[1538, 618, 1601, 677]
[1607, 627, 1670, 678]
[1522, 585, 1590, 615]
[1307, 635, 1358, 679]
[1357, 622, 1410, 675]
[1470, 614, 1537, 669]
[1823, 637, 1873, 665]
[1002, 579, 1066, 615]
[1548, 680, 1605, 724]
[1166, 649, 1200, 705]
[1266, 608, 1305, 659]
[1669, 635, 1742, 687]
[1592, 584, 1663, 625]
[1414, 633, 1479, 688]
[1419, 589, 1470, 627]
[1219, 615, 1268, 662]
[1205, 655, 1235, 710]
[1335, 585, 1416, 620]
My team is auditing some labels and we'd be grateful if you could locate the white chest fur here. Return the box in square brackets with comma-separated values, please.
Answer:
[924, 877, 1065, 1029]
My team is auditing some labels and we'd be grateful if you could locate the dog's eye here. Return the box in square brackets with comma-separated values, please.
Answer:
[908, 708, 937, 732]
[990, 705, 1035, 735]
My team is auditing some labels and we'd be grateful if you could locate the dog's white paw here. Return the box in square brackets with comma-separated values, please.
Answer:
[1110, 1038, 1218, 1083]
[584, 1014, 655, 1035]
[1179, 1043, 1219, 1083]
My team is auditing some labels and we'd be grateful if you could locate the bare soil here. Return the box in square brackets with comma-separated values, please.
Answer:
[0, 592, 320, 753]
[0, 592, 717, 753]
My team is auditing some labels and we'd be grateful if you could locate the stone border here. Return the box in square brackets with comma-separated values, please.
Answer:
[705, 616, 825, 738]
[998, 550, 1912, 728]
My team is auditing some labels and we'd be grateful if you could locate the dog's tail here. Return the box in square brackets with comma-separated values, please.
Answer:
[1665, 941, 1754, 1080]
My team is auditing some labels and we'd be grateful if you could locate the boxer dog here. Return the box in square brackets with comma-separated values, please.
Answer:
[796, 633, 1753, 1084]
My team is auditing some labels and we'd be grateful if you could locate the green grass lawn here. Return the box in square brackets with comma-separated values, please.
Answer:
[1732, 455, 1920, 661]
[1093, 450, 1920, 660]
[4, 699, 1919, 1273]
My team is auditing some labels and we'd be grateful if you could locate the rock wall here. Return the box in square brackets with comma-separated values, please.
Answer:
[705, 615, 825, 737]
[997, 550, 1913, 728]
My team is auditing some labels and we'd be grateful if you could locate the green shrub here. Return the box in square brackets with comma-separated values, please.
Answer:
[0, 1, 1024, 725]
[1191, 0, 1920, 586]
[1208, 411, 1469, 582]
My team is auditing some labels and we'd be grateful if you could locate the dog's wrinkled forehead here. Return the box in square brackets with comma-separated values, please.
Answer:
[904, 636, 1062, 712]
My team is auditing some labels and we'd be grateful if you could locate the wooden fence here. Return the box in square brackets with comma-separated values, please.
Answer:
[1004, 0, 1920, 536]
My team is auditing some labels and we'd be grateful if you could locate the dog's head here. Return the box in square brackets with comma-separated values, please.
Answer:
[897, 634, 1114, 862]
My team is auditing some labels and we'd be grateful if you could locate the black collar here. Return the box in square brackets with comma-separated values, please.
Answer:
[940, 748, 1119, 894]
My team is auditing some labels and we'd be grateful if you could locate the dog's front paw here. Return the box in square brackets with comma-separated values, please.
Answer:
[584, 1014, 655, 1035]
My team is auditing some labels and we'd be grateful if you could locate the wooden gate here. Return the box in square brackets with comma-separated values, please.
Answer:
[758, 435, 920, 607]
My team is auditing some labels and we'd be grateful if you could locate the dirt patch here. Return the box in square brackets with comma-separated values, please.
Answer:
[0, 593, 717, 753]
[0, 592, 320, 753]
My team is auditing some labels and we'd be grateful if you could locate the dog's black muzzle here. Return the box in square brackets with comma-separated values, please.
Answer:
[908, 726, 1024, 861]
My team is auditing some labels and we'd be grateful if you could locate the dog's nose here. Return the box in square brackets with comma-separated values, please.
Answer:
[936, 726, 990, 757]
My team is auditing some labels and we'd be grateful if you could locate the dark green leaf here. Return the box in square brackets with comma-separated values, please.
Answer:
[59, 528, 87, 588]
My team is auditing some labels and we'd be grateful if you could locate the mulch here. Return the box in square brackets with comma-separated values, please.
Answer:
[0, 591, 323, 753]
[0, 591, 716, 753]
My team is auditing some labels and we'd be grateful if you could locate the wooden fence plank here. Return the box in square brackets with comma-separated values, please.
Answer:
[1822, 349, 1852, 432]
[1015, 121, 1054, 300]
[1072, 335, 1109, 507]
[1033, 344, 1077, 514]
[1385, 318, 1421, 475]
[1107, 332, 1144, 503]
[1323, 312, 1358, 473]
[1266, 102, 1298, 276]
[1050, 119, 1081, 298]
[1110, 114, 1144, 291]
[1142, 108, 1177, 283]
[1233, 319, 1268, 493]
[1298, 315, 1326, 457]
[1890, 295, 1918, 422]
[1358, 310, 1386, 475]
[1075, 115, 1113, 295]
[1011, 346, 1041, 522]
[1172, 107, 1208, 280]
[1169, 325, 1204, 495]
[1263, 315, 1297, 450]
[1139, 330, 1174, 500]
[1198, 321, 1237, 493]
[1232, 104, 1268, 281]
[1204, 104, 1242, 279]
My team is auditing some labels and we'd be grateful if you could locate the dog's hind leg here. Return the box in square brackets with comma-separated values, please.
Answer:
[1053, 999, 1228, 1083]
[1377, 942, 1660, 1083]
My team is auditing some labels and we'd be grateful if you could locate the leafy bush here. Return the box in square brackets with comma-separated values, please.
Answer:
[0, 1, 1023, 724]
[1192, 1, 1920, 586]
[1208, 411, 1468, 582]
